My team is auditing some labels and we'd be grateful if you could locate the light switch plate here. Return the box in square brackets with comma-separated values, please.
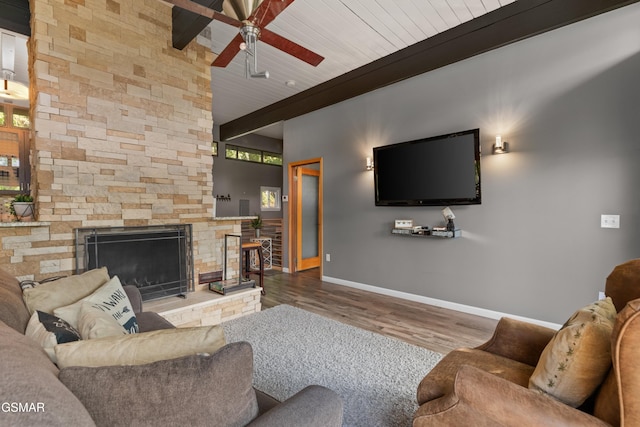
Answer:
[601, 214, 620, 229]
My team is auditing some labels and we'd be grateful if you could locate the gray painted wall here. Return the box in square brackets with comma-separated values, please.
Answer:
[212, 125, 283, 218]
[282, 4, 640, 324]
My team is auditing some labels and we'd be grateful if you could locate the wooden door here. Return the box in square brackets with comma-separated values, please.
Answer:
[288, 159, 323, 273]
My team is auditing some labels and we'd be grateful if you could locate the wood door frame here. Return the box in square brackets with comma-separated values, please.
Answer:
[287, 157, 323, 275]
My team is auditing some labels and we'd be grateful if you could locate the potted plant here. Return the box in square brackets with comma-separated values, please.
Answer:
[250, 214, 263, 238]
[10, 194, 34, 221]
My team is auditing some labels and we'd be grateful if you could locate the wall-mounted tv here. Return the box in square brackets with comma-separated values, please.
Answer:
[373, 129, 481, 206]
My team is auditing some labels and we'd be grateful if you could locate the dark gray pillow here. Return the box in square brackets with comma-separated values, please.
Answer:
[0, 321, 96, 426]
[59, 341, 259, 427]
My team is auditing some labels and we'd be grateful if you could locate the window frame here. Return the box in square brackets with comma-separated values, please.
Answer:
[225, 143, 282, 167]
[0, 103, 31, 195]
[260, 186, 281, 212]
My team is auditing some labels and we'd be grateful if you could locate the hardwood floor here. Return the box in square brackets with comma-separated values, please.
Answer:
[260, 269, 498, 355]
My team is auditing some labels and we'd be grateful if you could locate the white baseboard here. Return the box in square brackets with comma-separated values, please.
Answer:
[322, 275, 562, 330]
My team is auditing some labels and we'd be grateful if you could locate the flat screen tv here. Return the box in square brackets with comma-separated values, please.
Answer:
[373, 129, 481, 206]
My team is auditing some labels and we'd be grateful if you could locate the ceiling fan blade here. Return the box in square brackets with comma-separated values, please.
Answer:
[164, 0, 242, 27]
[211, 33, 244, 67]
[260, 28, 324, 67]
[249, 0, 295, 28]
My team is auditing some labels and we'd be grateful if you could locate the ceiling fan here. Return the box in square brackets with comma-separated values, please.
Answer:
[166, 0, 324, 75]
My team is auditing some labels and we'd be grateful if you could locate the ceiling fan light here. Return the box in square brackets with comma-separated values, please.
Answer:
[0, 79, 29, 100]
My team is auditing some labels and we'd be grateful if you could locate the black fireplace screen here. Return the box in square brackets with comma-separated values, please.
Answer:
[75, 224, 193, 301]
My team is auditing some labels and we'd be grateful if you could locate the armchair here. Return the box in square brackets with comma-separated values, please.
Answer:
[414, 259, 640, 427]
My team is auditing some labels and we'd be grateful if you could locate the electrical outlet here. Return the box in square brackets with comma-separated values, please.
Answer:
[600, 214, 620, 229]
[598, 291, 606, 300]
[325, 253, 331, 262]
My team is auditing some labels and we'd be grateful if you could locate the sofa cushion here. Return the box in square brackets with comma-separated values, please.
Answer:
[0, 320, 96, 426]
[55, 324, 226, 368]
[529, 297, 616, 407]
[417, 347, 535, 405]
[25, 310, 82, 363]
[23, 268, 110, 316]
[77, 302, 127, 340]
[605, 258, 640, 311]
[0, 267, 31, 333]
[135, 311, 175, 332]
[54, 276, 139, 334]
[59, 341, 259, 427]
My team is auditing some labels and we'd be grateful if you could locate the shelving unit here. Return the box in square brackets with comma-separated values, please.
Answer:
[391, 228, 461, 238]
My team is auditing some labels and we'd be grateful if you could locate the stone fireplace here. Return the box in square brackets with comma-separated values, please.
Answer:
[0, 0, 239, 283]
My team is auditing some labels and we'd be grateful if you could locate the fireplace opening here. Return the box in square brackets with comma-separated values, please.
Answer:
[75, 224, 194, 301]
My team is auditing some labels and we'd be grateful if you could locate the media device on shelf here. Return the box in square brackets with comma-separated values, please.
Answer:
[373, 129, 481, 206]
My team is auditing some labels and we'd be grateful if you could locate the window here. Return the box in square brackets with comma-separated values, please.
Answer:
[0, 104, 31, 194]
[260, 186, 281, 211]
[12, 108, 30, 129]
[237, 146, 262, 162]
[263, 152, 283, 165]
[225, 144, 282, 166]
[225, 146, 237, 159]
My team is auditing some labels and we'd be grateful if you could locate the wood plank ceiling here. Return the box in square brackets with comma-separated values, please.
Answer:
[197, 0, 639, 140]
[3, 0, 639, 141]
[210, 0, 518, 139]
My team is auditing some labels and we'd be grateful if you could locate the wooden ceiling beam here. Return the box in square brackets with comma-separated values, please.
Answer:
[171, 0, 223, 50]
[0, 0, 30, 36]
[220, 0, 639, 141]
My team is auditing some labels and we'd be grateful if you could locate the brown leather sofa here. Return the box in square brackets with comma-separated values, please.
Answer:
[414, 259, 640, 427]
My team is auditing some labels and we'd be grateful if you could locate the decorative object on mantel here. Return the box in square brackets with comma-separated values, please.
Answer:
[250, 214, 263, 238]
[215, 194, 231, 202]
[10, 193, 34, 221]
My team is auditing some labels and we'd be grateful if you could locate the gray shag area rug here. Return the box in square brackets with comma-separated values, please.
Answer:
[222, 305, 443, 427]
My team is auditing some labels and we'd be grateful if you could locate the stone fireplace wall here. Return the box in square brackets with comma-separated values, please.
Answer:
[0, 0, 235, 282]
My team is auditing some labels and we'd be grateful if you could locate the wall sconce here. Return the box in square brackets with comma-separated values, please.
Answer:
[492, 135, 509, 154]
[366, 156, 374, 171]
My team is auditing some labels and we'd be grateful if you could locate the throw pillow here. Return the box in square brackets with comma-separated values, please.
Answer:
[59, 341, 258, 427]
[22, 268, 110, 315]
[25, 310, 81, 364]
[77, 302, 127, 340]
[529, 297, 616, 407]
[55, 324, 226, 368]
[54, 275, 139, 334]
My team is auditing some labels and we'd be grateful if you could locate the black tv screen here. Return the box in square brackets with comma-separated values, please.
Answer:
[374, 129, 481, 206]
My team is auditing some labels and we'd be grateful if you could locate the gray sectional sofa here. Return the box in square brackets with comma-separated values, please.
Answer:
[0, 267, 343, 426]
